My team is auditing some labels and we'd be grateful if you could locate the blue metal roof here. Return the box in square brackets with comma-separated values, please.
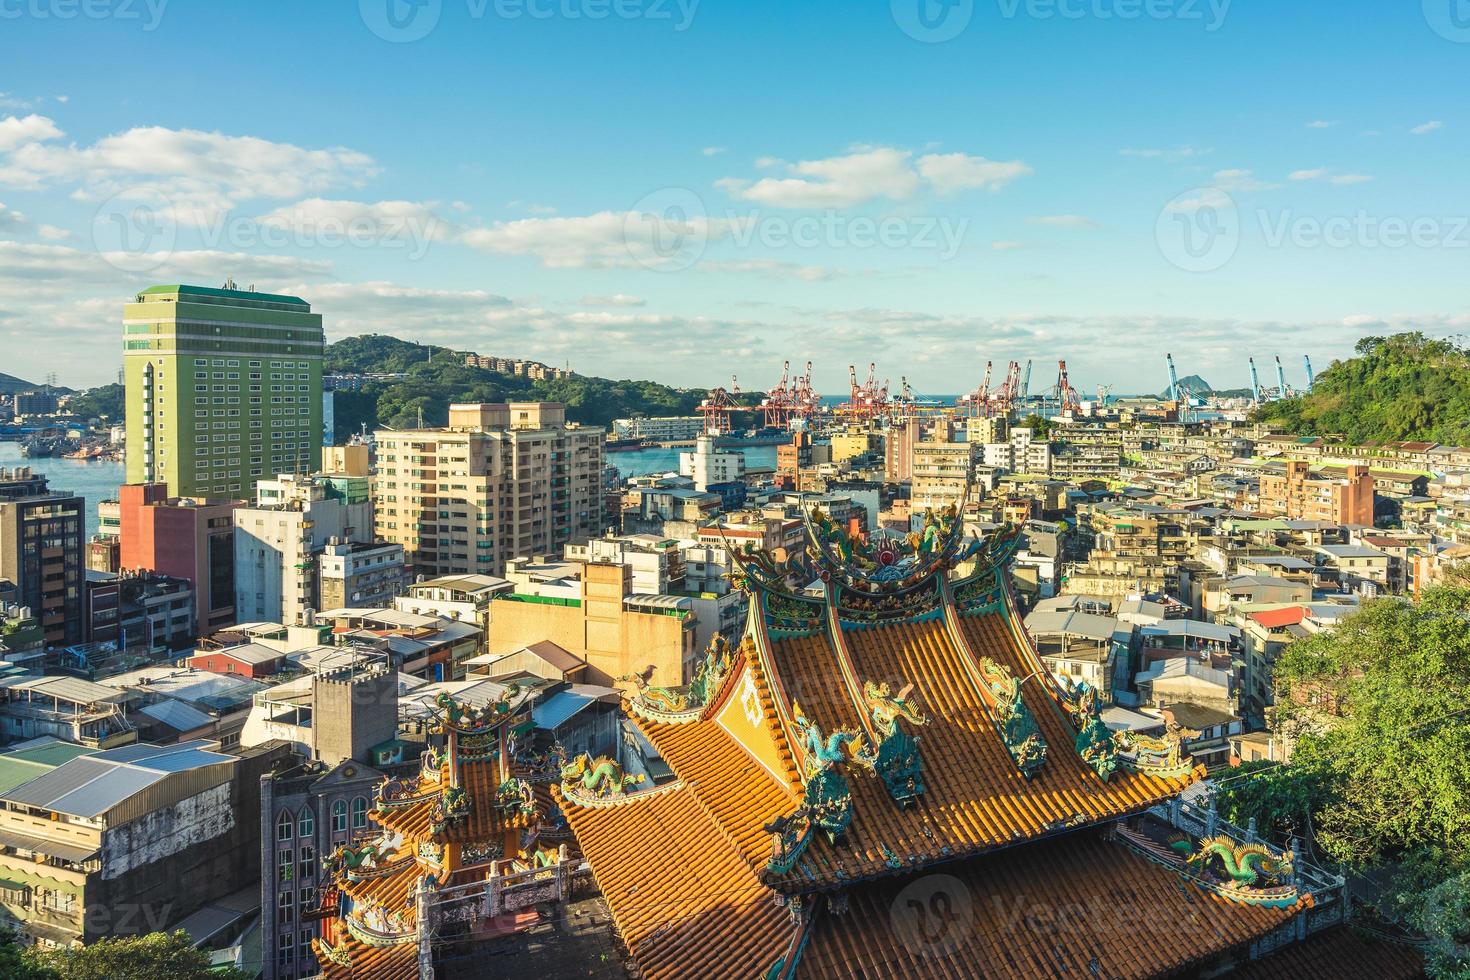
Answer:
[533, 692, 595, 732]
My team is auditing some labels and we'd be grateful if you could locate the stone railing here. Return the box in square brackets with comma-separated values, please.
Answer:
[1149, 796, 1348, 929]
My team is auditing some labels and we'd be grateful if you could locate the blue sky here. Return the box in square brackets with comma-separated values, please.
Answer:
[1, 0, 1465, 394]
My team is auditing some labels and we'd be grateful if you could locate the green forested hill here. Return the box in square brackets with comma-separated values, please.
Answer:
[324, 334, 742, 439]
[1252, 332, 1470, 445]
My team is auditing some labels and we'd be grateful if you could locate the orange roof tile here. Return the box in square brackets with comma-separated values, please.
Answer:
[757, 613, 1192, 890]
[797, 830, 1303, 979]
[315, 934, 419, 980]
[1225, 926, 1426, 979]
[561, 781, 797, 979]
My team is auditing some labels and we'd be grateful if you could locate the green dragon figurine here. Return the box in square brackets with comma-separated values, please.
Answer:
[560, 753, 644, 801]
[977, 657, 1048, 777]
[1173, 834, 1295, 887]
[793, 701, 872, 841]
[1060, 680, 1119, 782]
[495, 777, 537, 819]
[862, 680, 929, 806]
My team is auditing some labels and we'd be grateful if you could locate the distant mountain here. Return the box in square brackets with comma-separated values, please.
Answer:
[1158, 374, 1253, 400]
[1254, 332, 1470, 444]
[0, 372, 46, 395]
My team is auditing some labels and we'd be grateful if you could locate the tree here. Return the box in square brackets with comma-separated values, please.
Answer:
[1253, 331, 1470, 444]
[29, 930, 249, 980]
[0, 929, 56, 980]
[1248, 584, 1470, 976]
[1213, 759, 1327, 843]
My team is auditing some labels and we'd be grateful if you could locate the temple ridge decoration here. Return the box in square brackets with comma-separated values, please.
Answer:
[1059, 678, 1120, 782]
[976, 656, 1048, 778]
[767, 702, 874, 874]
[1170, 834, 1300, 908]
[862, 680, 928, 806]
[559, 753, 644, 807]
[1116, 709, 1200, 780]
[622, 634, 738, 724]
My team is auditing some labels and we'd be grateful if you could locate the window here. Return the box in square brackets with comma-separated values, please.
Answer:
[350, 796, 368, 830]
[332, 800, 347, 834]
[298, 807, 314, 838]
[276, 810, 294, 842]
[278, 888, 294, 924]
[299, 844, 316, 881]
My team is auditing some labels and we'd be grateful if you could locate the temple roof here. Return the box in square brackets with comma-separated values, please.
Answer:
[561, 780, 796, 979]
[796, 830, 1306, 979]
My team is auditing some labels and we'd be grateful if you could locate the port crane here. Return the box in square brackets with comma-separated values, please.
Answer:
[697, 376, 741, 435]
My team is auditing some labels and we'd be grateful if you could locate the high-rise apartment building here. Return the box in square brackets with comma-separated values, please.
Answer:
[0, 467, 84, 646]
[124, 284, 324, 499]
[117, 483, 241, 634]
[233, 472, 383, 626]
[373, 403, 604, 577]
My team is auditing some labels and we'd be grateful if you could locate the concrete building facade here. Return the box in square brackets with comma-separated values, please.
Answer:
[373, 403, 604, 577]
[124, 284, 324, 499]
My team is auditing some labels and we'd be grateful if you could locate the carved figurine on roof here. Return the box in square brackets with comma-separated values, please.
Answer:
[1116, 707, 1200, 778]
[977, 657, 1048, 777]
[767, 702, 875, 875]
[863, 681, 929, 805]
[620, 634, 738, 724]
[432, 686, 522, 735]
[1059, 678, 1120, 781]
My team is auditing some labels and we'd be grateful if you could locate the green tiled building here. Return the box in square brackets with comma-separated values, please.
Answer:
[124, 284, 325, 499]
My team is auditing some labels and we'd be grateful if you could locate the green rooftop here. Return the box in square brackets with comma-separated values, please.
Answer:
[138, 284, 310, 307]
[0, 739, 98, 795]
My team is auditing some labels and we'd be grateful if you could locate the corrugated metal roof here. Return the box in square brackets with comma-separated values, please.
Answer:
[8, 675, 127, 705]
[140, 699, 215, 732]
[0, 825, 99, 863]
[0, 740, 234, 818]
[533, 692, 595, 731]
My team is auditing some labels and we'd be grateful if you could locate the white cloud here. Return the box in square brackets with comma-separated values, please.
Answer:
[37, 224, 69, 240]
[1165, 187, 1233, 214]
[1411, 120, 1444, 135]
[1289, 168, 1373, 186]
[0, 120, 377, 221]
[0, 94, 35, 111]
[1306, 120, 1338, 129]
[461, 211, 730, 269]
[701, 146, 727, 156]
[718, 146, 1030, 209]
[1119, 146, 1211, 161]
[0, 114, 63, 153]
[580, 293, 646, 307]
[508, 200, 558, 215]
[0, 239, 334, 283]
[914, 153, 1032, 194]
[1211, 168, 1279, 192]
[1028, 214, 1099, 229]
[0, 203, 24, 228]
[255, 198, 450, 254]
